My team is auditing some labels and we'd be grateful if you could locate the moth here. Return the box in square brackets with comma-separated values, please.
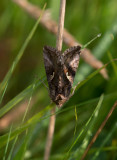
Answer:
[43, 45, 81, 107]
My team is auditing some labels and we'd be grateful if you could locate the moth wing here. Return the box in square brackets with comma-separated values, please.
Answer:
[63, 46, 81, 83]
[43, 46, 61, 82]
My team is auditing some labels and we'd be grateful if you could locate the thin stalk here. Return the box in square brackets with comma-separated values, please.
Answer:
[81, 101, 117, 160]
[44, 1, 66, 160]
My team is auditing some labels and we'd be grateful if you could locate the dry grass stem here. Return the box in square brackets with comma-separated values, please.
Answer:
[81, 101, 117, 160]
[12, 0, 108, 79]
[44, 107, 56, 160]
[56, 0, 66, 51]
[44, 0, 66, 160]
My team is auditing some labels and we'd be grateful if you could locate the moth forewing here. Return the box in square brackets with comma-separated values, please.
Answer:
[43, 45, 81, 107]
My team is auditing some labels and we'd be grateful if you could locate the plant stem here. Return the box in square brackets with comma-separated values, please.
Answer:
[56, 0, 66, 51]
[44, 1, 66, 160]
[81, 101, 117, 160]
[12, 0, 108, 79]
[44, 107, 56, 160]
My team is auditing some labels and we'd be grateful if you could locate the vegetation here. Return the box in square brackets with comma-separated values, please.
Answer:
[0, 0, 117, 159]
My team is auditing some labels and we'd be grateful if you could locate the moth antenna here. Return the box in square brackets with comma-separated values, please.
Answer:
[82, 33, 102, 49]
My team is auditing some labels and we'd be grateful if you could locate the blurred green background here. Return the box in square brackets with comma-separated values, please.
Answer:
[0, 0, 117, 159]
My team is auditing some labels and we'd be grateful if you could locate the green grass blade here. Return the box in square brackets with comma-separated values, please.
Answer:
[21, 78, 37, 124]
[3, 124, 13, 160]
[107, 52, 117, 77]
[77, 20, 117, 81]
[7, 80, 37, 160]
[65, 95, 104, 159]
[0, 92, 116, 156]
[92, 20, 117, 59]
[74, 63, 108, 90]
[62, 92, 117, 118]
[0, 28, 112, 120]
[0, 77, 45, 118]
[0, 3, 46, 104]
[82, 33, 101, 49]
[13, 79, 37, 159]
[0, 91, 116, 151]
[0, 83, 8, 106]
[0, 104, 53, 149]
[92, 123, 117, 160]
[73, 95, 104, 159]
[13, 130, 31, 160]
[7, 136, 18, 160]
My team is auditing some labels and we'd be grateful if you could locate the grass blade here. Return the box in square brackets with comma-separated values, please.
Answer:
[74, 63, 108, 90]
[0, 104, 53, 149]
[64, 95, 104, 159]
[92, 123, 117, 160]
[7, 136, 18, 160]
[7, 79, 37, 160]
[77, 20, 117, 81]
[73, 95, 104, 159]
[107, 51, 117, 77]
[0, 77, 45, 118]
[0, 3, 46, 104]
[13, 130, 31, 160]
[3, 125, 13, 160]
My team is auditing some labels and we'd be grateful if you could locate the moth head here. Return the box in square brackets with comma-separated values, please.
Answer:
[54, 94, 68, 108]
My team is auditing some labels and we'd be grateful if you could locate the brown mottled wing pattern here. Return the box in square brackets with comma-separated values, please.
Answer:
[43, 45, 81, 107]
[43, 46, 61, 83]
[63, 46, 81, 84]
